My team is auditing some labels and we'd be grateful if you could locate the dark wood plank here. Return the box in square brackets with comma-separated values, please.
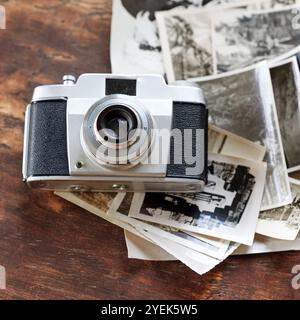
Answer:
[0, 0, 299, 300]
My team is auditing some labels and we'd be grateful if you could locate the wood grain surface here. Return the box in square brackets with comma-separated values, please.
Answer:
[0, 0, 300, 300]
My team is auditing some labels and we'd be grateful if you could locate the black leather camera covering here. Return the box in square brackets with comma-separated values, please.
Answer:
[26, 98, 207, 180]
[27, 100, 69, 177]
[167, 102, 208, 181]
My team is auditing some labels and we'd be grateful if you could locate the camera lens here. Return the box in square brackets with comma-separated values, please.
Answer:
[96, 105, 138, 143]
[82, 97, 153, 167]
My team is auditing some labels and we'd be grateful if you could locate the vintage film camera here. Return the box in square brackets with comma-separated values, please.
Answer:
[22, 74, 208, 192]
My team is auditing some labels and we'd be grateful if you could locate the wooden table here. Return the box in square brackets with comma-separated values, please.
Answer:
[0, 0, 299, 300]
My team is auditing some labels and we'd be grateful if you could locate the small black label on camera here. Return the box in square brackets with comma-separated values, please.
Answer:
[105, 79, 137, 96]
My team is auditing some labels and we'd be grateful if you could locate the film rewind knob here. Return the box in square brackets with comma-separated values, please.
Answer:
[63, 75, 76, 85]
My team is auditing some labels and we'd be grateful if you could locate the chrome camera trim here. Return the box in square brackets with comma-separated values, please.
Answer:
[81, 94, 154, 168]
[26, 175, 205, 193]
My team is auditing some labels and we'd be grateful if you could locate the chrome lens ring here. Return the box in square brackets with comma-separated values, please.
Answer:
[93, 103, 141, 149]
[81, 95, 153, 168]
[95, 105, 138, 145]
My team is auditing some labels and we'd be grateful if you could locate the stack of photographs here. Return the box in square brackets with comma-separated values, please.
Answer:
[155, 0, 300, 80]
[57, 0, 300, 275]
[56, 126, 268, 275]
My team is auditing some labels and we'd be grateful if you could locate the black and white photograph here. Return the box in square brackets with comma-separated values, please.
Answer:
[116, 124, 267, 254]
[256, 184, 300, 240]
[155, 3, 253, 81]
[136, 222, 231, 260]
[129, 153, 267, 245]
[110, 193, 232, 259]
[156, 1, 300, 81]
[156, 9, 214, 81]
[193, 62, 292, 210]
[110, 0, 206, 75]
[270, 57, 300, 172]
[135, 228, 222, 275]
[213, 4, 300, 73]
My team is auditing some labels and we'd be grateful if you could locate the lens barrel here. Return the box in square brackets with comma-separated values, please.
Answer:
[81, 95, 153, 167]
[96, 105, 138, 143]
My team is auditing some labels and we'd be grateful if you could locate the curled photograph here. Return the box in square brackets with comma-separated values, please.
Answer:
[257, 183, 300, 240]
[129, 153, 267, 245]
[157, 1, 300, 80]
[108, 192, 232, 260]
[111, 0, 205, 74]
[270, 57, 300, 171]
[194, 62, 292, 211]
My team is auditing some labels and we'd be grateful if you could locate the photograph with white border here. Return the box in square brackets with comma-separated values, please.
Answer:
[155, 1, 261, 81]
[110, 0, 205, 75]
[257, 183, 300, 240]
[213, 4, 300, 73]
[270, 57, 300, 173]
[129, 153, 267, 245]
[136, 228, 224, 275]
[156, 7, 214, 81]
[110, 192, 231, 260]
[193, 62, 292, 210]
[156, 2, 300, 80]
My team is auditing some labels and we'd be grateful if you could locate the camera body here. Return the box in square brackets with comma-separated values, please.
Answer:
[23, 74, 207, 192]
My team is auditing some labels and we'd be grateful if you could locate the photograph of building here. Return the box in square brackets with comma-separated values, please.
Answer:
[139, 160, 255, 230]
